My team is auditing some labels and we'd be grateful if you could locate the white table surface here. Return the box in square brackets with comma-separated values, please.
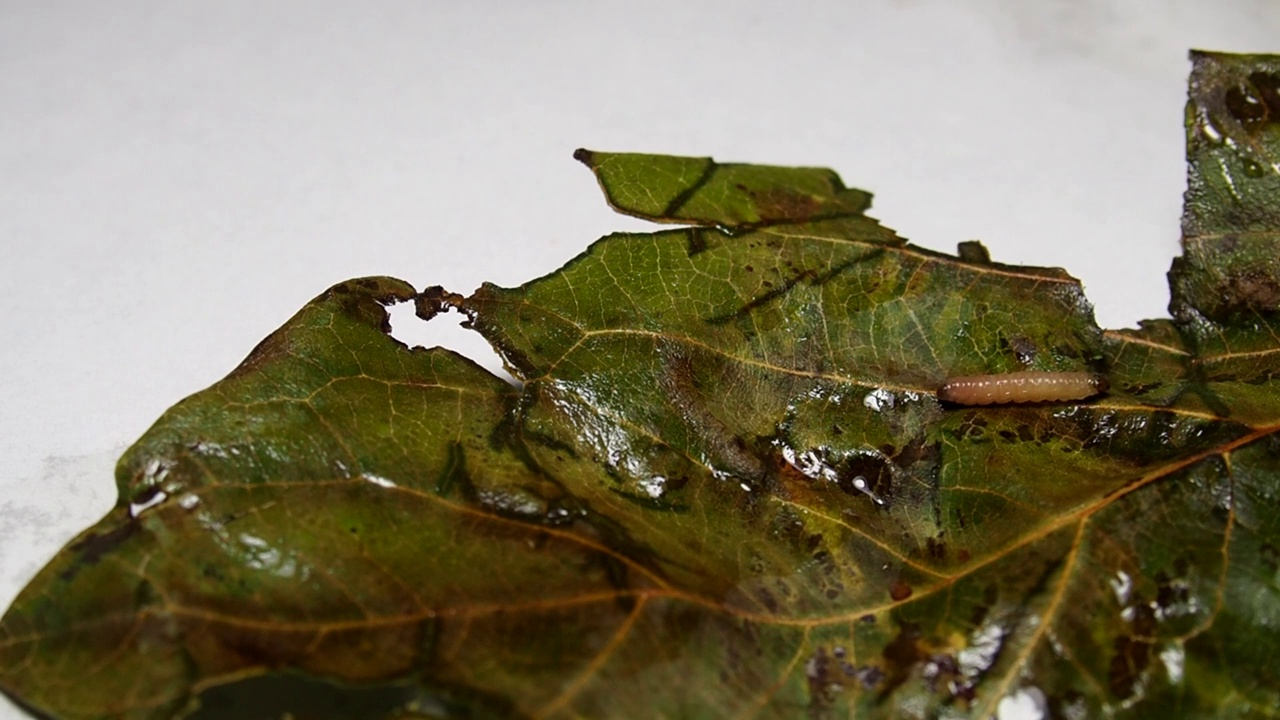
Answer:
[3, 2, 1278, 718]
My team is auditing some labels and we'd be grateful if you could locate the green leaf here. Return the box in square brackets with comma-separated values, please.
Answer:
[1175, 51, 1280, 386]
[4, 52, 1280, 720]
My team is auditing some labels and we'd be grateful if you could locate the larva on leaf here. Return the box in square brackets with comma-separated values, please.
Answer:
[937, 371, 1109, 406]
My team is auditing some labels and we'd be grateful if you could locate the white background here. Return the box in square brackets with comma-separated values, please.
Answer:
[2, 2, 1278, 718]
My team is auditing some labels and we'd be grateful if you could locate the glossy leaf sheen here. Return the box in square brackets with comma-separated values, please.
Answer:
[4, 53, 1280, 719]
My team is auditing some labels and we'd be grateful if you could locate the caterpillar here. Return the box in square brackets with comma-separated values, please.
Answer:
[937, 371, 1108, 405]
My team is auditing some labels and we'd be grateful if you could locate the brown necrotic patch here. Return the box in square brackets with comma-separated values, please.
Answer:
[744, 185, 823, 223]
[1211, 267, 1280, 319]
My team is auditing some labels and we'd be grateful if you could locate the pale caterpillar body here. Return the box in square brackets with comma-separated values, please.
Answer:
[937, 371, 1108, 406]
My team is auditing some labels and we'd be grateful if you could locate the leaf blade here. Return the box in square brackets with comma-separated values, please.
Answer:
[5, 55, 1280, 720]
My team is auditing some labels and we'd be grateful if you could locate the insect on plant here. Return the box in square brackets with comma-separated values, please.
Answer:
[936, 371, 1109, 405]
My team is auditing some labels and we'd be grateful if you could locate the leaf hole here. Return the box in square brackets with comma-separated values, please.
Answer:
[385, 300, 520, 387]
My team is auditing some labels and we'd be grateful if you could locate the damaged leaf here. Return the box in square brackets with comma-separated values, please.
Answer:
[3, 51, 1280, 719]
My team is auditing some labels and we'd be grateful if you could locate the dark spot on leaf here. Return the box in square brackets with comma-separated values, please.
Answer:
[1248, 71, 1280, 117]
[968, 605, 987, 630]
[435, 442, 468, 498]
[880, 623, 924, 693]
[926, 536, 946, 561]
[806, 647, 838, 712]
[1109, 601, 1156, 700]
[1225, 84, 1266, 125]
[756, 587, 780, 614]
[1172, 557, 1190, 577]
[687, 227, 709, 256]
[833, 452, 893, 502]
[1009, 335, 1038, 365]
[889, 580, 913, 601]
[855, 665, 885, 689]
[1224, 71, 1280, 132]
[1155, 568, 1192, 616]
[61, 518, 139, 582]
[1261, 543, 1279, 573]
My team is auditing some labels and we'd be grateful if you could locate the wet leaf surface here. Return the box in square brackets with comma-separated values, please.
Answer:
[4, 52, 1280, 719]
